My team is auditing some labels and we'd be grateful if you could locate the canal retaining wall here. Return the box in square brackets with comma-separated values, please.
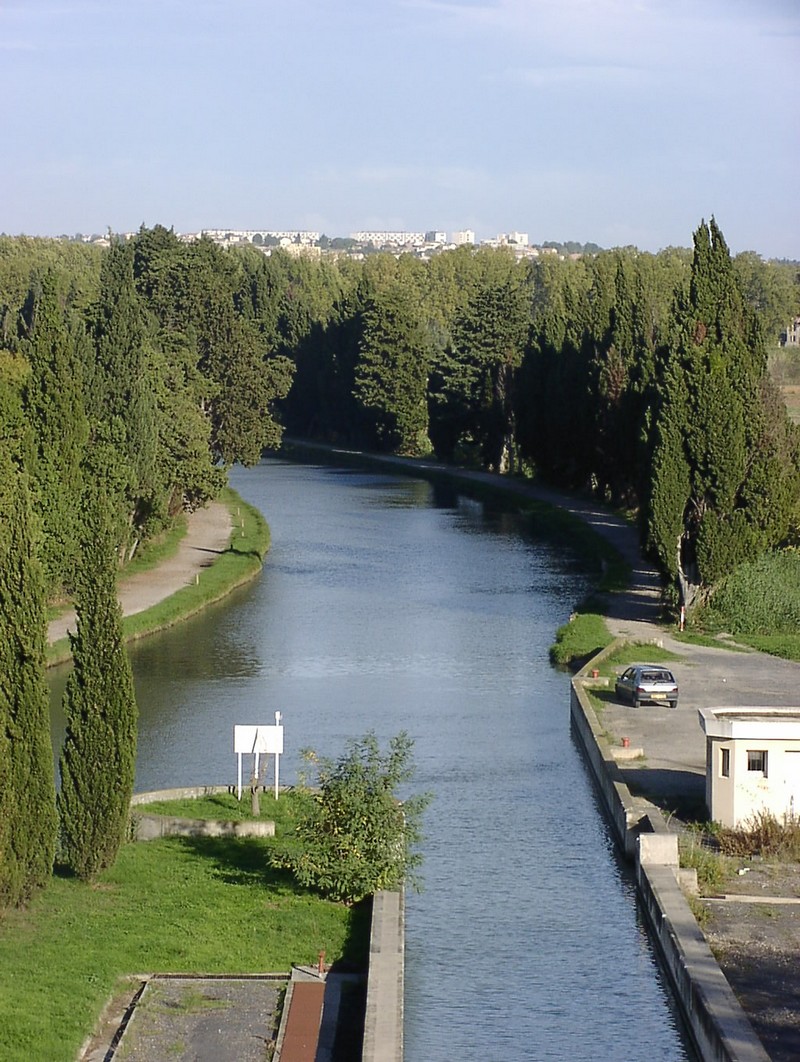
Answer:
[570, 665, 770, 1062]
[362, 890, 404, 1062]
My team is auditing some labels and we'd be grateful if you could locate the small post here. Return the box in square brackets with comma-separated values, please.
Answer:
[274, 710, 282, 799]
[318, 950, 326, 975]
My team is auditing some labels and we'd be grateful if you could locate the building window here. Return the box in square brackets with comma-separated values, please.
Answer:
[720, 747, 730, 778]
[747, 750, 768, 776]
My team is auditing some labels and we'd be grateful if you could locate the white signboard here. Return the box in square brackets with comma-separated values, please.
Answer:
[234, 723, 284, 755]
[234, 712, 283, 799]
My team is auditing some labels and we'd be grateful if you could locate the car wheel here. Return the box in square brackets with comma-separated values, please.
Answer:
[632, 696, 640, 709]
[669, 699, 678, 710]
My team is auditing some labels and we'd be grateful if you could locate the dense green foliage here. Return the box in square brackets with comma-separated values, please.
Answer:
[0, 227, 295, 601]
[0, 451, 58, 909]
[644, 220, 800, 605]
[2, 219, 798, 618]
[273, 731, 430, 904]
[57, 491, 138, 881]
[696, 550, 800, 636]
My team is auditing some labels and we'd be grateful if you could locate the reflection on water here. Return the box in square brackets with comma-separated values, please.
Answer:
[49, 458, 693, 1060]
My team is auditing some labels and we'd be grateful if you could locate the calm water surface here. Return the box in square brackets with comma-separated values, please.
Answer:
[50, 458, 693, 1061]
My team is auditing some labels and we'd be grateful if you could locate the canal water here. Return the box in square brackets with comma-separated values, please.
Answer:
[50, 457, 693, 1060]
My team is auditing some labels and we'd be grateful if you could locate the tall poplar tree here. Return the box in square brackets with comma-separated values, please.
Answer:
[0, 424, 58, 908]
[57, 488, 138, 881]
[353, 282, 432, 455]
[645, 219, 800, 606]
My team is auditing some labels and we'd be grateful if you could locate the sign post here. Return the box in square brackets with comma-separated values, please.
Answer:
[234, 718, 285, 800]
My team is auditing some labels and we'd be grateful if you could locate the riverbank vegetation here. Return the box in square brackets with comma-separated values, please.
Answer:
[689, 549, 800, 661]
[0, 794, 362, 1062]
[2, 223, 798, 617]
[271, 731, 431, 905]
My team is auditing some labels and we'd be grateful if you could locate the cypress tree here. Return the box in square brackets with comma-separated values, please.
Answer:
[645, 219, 800, 605]
[20, 274, 89, 597]
[57, 488, 138, 881]
[0, 444, 58, 909]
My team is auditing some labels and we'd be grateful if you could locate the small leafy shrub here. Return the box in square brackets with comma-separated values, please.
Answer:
[271, 731, 431, 905]
[717, 810, 800, 861]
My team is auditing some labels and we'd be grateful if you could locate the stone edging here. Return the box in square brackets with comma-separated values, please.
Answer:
[362, 889, 404, 1062]
[570, 655, 770, 1061]
[129, 786, 275, 841]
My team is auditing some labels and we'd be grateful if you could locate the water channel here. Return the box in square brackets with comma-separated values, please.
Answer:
[50, 457, 693, 1060]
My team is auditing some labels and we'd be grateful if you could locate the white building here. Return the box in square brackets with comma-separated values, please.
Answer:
[350, 231, 426, 248]
[196, 229, 320, 246]
[698, 706, 800, 827]
[450, 230, 475, 246]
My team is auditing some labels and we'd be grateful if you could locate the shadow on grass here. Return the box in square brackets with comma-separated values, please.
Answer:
[175, 834, 299, 892]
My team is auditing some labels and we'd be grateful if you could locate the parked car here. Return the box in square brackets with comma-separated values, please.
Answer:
[615, 664, 678, 709]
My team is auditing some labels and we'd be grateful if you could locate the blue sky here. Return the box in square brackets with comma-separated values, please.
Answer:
[2, 0, 798, 256]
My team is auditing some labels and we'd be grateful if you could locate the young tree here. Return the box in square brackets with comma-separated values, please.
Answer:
[273, 731, 430, 905]
[0, 431, 58, 909]
[57, 488, 138, 881]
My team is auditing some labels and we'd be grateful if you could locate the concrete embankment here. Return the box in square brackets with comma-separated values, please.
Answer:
[362, 890, 404, 1062]
[570, 665, 770, 1062]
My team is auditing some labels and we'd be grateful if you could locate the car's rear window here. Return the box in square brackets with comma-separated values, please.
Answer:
[642, 670, 674, 683]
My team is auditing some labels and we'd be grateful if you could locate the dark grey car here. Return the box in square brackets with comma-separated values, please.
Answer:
[615, 664, 678, 709]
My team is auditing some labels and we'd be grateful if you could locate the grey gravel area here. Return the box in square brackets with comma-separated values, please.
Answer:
[112, 977, 283, 1062]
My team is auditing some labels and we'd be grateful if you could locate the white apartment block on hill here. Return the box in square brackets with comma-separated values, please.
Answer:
[350, 231, 426, 247]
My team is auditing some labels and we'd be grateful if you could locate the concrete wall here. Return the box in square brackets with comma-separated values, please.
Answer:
[129, 786, 274, 840]
[133, 814, 275, 841]
[362, 890, 404, 1062]
[571, 657, 769, 1062]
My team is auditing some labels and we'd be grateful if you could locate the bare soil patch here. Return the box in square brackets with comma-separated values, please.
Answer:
[702, 863, 800, 1062]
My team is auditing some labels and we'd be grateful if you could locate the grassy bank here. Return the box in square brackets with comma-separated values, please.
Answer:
[46, 487, 268, 666]
[0, 792, 363, 1062]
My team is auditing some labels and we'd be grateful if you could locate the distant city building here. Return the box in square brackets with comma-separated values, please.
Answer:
[169, 225, 566, 260]
[350, 231, 426, 247]
[485, 232, 529, 248]
[196, 229, 320, 245]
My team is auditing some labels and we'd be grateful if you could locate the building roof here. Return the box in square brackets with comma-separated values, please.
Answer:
[698, 705, 800, 740]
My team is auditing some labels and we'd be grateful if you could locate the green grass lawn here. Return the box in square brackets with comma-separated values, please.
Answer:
[0, 792, 363, 1062]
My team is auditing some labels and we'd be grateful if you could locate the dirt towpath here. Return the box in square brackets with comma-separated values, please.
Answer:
[48, 501, 232, 646]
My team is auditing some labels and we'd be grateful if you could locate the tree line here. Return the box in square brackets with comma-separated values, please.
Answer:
[0, 220, 798, 909]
